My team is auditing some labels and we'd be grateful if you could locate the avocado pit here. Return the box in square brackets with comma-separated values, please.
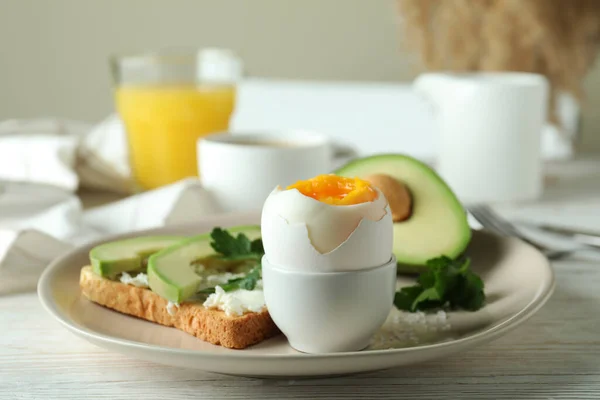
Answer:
[364, 174, 412, 222]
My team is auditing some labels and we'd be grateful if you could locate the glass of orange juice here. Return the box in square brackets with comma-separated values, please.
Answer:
[111, 48, 241, 191]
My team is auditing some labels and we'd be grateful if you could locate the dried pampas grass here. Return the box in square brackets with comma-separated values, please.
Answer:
[397, 0, 600, 123]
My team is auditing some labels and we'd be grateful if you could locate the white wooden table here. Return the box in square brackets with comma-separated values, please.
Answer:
[2, 158, 600, 399]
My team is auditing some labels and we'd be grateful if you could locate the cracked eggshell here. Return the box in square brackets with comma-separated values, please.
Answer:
[260, 186, 393, 272]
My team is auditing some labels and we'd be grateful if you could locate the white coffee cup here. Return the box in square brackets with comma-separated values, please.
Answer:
[414, 72, 549, 204]
[198, 131, 332, 212]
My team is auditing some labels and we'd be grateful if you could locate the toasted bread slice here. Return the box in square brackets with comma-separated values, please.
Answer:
[79, 266, 279, 349]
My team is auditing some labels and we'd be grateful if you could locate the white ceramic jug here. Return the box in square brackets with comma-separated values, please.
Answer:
[414, 72, 549, 204]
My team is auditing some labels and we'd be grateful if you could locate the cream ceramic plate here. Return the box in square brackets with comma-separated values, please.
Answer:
[38, 212, 554, 377]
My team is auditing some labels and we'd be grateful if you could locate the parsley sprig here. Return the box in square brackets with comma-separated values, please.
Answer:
[209, 228, 264, 261]
[198, 265, 262, 295]
[198, 228, 264, 294]
[394, 256, 485, 312]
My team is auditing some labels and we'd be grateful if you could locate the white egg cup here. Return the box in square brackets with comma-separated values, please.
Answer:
[261, 255, 397, 354]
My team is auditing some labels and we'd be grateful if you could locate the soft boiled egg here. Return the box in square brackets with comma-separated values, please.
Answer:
[261, 174, 393, 272]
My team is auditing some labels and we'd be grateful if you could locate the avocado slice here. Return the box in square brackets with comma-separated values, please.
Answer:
[335, 154, 471, 272]
[90, 236, 187, 278]
[147, 225, 262, 303]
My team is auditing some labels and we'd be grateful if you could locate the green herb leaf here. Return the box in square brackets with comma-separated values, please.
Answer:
[209, 228, 263, 261]
[411, 287, 442, 310]
[416, 270, 435, 288]
[394, 286, 422, 311]
[250, 238, 264, 255]
[394, 256, 486, 312]
[198, 228, 266, 295]
[448, 270, 485, 311]
[198, 265, 262, 294]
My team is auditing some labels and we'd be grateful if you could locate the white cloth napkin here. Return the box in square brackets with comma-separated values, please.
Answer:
[0, 117, 227, 295]
[0, 116, 133, 194]
[0, 178, 221, 295]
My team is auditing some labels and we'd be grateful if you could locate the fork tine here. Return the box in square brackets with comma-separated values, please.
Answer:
[469, 205, 551, 253]
[477, 206, 521, 236]
[469, 206, 508, 235]
[468, 206, 497, 232]
[468, 205, 511, 236]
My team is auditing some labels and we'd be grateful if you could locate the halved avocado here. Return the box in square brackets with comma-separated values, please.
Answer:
[90, 236, 187, 278]
[335, 154, 471, 272]
[147, 225, 262, 303]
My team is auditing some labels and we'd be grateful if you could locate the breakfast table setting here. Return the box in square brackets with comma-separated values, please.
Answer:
[2, 42, 600, 400]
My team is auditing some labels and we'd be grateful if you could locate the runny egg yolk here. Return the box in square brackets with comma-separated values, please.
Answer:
[287, 175, 378, 205]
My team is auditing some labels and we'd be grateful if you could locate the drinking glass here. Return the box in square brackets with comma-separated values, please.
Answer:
[111, 48, 242, 191]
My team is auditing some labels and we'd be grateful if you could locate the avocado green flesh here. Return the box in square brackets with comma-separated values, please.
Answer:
[90, 236, 187, 278]
[190, 256, 256, 276]
[335, 154, 471, 272]
[147, 225, 262, 304]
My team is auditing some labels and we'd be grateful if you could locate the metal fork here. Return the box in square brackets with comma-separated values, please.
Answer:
[468, 204, 580, 260]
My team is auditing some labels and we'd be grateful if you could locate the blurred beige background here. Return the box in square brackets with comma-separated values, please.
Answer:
[1, 0, 599, 152]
